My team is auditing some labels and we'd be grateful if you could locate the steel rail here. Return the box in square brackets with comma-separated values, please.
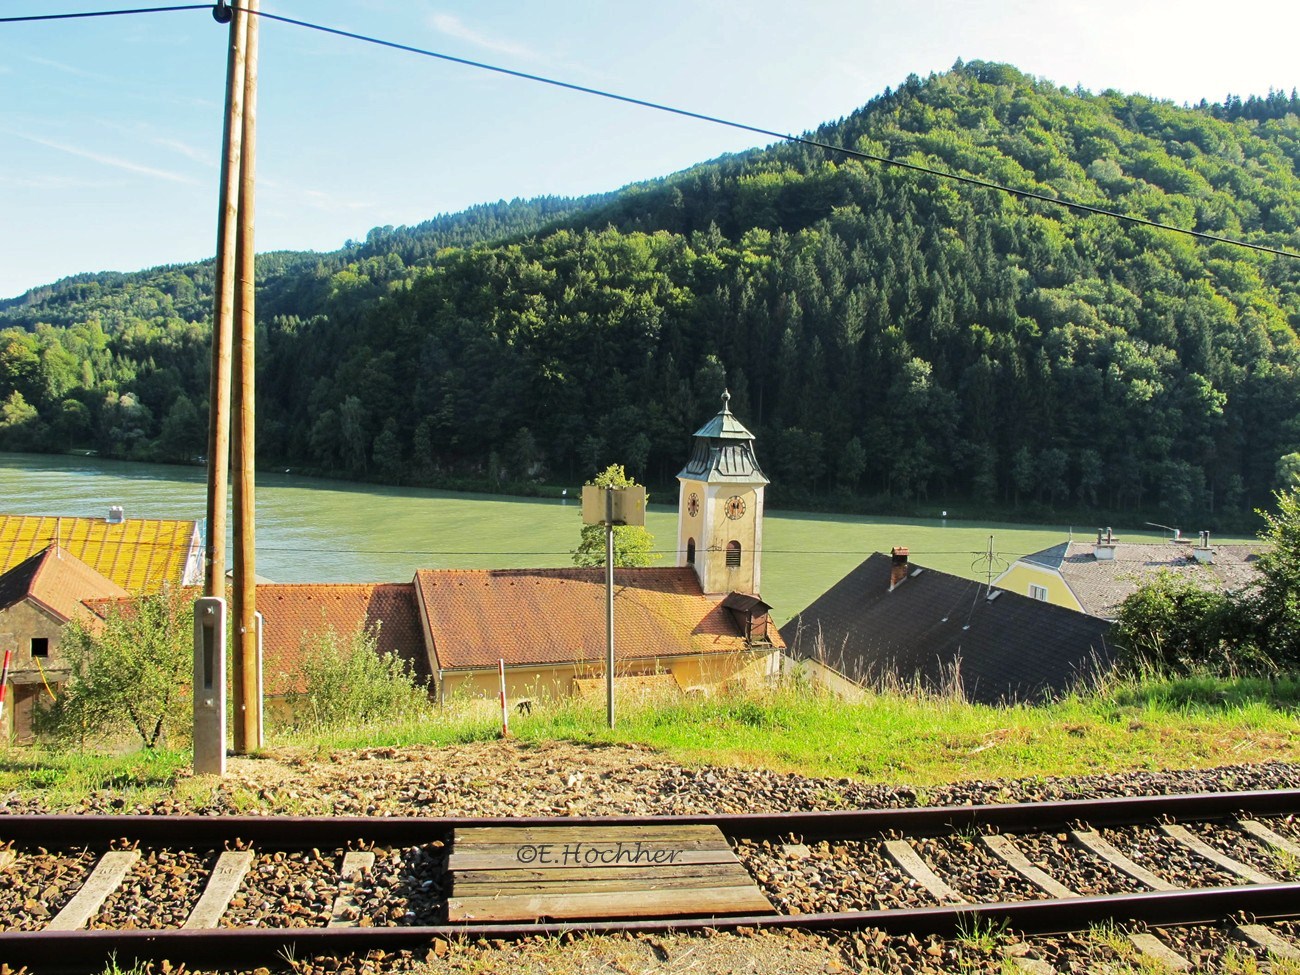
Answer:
[5, 788, 1300, 971]
[5, 883, 1300, 971]
[2, 787, 1298, 846]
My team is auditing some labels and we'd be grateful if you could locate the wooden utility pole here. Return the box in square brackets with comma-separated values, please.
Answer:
[197, 0, 248, 777]
[231, 0, 261, 753]
[204, 0, 247, 598]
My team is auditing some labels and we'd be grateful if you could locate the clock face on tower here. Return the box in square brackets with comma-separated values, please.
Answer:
[725, 495, 746, 520]
[686, 493, 699, 518]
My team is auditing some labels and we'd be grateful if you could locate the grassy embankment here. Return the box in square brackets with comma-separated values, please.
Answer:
[3, 674, 1297, 810]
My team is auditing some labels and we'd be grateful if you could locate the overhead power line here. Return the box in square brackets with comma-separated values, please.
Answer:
[0, 5, 207, 23]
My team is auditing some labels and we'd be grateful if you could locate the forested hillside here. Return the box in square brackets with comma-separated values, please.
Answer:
[3, 62, 1299, 524]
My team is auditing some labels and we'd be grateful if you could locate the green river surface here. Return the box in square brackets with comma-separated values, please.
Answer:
[2, 451, 1109, 624]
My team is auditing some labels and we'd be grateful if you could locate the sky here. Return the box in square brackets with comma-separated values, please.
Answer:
[2, 0, 1299, 300]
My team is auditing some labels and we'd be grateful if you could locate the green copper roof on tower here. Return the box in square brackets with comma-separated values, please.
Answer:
[690, 389, 758, 441]
[677, 390, 768, 484]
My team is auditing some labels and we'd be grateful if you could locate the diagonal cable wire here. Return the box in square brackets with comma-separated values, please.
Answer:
[244, 7, 1300, 262]
[0, 5, 207, 22]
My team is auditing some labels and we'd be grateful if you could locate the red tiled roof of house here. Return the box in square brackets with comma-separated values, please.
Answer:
[0, 544, 128, 624]
[257, 582, 427, 696]
[412, 567, 765, 671]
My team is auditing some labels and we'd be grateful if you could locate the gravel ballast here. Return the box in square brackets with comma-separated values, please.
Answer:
[2, 741, 1300, 975]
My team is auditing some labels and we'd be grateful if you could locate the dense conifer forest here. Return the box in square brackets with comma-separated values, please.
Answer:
[3, 62, 1299, 524]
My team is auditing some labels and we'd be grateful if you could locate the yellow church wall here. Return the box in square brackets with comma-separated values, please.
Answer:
[677, 480, 705, 570]
[437, 651, 776, 706]
[440, 664, 578, 705]
[667, 649, 777, 691]
[994, 563, 1083, 612]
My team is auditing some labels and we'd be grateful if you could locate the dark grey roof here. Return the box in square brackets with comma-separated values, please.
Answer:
[1021, 542, 1069, 570]
[676, 391, 769, 485]
[779, 553, 1113, 705]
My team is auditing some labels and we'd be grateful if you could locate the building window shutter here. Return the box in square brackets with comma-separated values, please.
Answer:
[726, 541, 742, 568]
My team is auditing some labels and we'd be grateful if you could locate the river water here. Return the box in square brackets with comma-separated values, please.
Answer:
[0, 451, 1075, 623]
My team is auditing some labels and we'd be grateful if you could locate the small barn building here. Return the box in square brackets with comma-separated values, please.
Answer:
[0, 545, 127, 740]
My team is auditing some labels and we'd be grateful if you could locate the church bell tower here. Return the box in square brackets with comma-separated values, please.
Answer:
[676, 390, 768, 596]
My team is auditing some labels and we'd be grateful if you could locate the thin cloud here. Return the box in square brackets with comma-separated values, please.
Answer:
[429, 12, 541, 62]
[0, 173, 110, 190]
[259, 175, 374, 213]
[153, 137, 214, 166]
[9, 132, 197, 185]
[298, 188, 374, 212]
[24, 55, 109, 81]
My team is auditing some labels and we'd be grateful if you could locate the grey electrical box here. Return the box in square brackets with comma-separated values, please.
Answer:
[193, 596, 227, 776]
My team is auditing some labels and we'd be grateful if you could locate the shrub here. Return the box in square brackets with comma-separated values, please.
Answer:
[283, 625, 433, 732]
[1112, 571, 1263, 677]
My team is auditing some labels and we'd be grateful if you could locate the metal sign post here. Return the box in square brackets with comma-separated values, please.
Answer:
[605, 490, 615, 729]
[581, 484, 646, 730]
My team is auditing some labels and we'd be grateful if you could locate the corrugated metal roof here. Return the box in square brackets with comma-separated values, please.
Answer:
[413, 567, 775, 671]
[0, 514, 201, 593]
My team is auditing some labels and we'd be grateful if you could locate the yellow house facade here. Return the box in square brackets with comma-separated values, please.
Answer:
[992, 542, 1085, 612]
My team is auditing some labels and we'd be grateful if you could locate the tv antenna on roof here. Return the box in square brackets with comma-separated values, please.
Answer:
[971, 535, 1009, 588]
[1144, 522, 1181, 541]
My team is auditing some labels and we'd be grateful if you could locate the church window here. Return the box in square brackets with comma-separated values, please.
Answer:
[686, 538, 696, 565]
[726, 541, 742, 568]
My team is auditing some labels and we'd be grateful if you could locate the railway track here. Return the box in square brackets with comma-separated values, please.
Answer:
[2, 788, 1300, 973]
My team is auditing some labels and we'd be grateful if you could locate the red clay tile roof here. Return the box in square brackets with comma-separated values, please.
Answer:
[413, 567, 765, 671]
[256, 583, 427, 696]
[0, 514, 202, 592]
[0, 544, 128, 624]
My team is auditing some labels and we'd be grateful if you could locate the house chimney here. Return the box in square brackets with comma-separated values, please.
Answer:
[106, 505, 125, 524]
[1094, 527, 1117, 561]
[889, 547, 910, 590]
